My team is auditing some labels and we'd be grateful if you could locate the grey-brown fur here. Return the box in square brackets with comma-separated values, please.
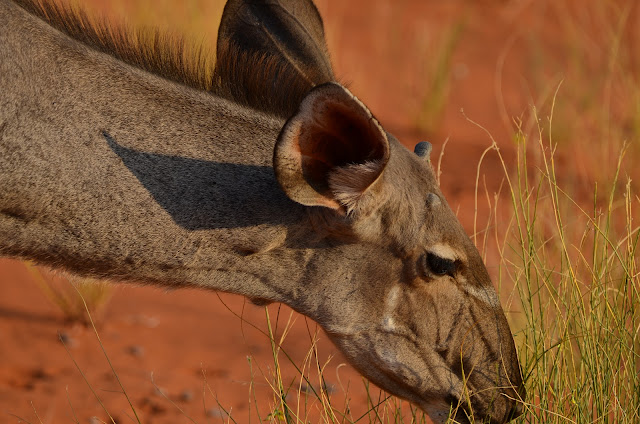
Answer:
[0, 0, 524, 422]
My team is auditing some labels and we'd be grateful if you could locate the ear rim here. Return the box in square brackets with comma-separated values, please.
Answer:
[275, 114, 342, 209]
[273, 82, 390, 210]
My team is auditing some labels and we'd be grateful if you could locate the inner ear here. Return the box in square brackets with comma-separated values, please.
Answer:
[274, 83, 390, 210]
[300, 101, 388, 193]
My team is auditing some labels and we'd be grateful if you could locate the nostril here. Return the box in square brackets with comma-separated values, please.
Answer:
[517, 382, 527, 402]
[509, 382, 526, 420]
[507, 400, 524, 421]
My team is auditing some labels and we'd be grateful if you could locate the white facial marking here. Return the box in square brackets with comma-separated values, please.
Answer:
[427, 243, 461, 262]
[382, 285, 401, 331]
[386, 285, 401, 307]
[462, 283, 501, 308]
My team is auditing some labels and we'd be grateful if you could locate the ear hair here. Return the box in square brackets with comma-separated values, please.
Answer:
[328, 160, 385, 215]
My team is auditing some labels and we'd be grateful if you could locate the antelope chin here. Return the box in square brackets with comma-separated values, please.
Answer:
[419, 401, 465, 424]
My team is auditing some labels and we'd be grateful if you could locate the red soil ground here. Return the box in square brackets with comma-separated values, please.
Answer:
[2, 0, 638, 423]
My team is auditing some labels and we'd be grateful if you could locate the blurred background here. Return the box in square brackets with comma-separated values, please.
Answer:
[1, 0, 638, 423]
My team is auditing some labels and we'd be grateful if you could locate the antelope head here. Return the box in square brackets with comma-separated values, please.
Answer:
[274, 83, 525, 423]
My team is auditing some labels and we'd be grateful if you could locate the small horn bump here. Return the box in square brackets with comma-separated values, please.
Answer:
[414, 141, 432, 159]
[426, 193, 441, 207]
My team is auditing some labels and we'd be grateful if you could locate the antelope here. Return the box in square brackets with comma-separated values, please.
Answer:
[0, 0, 525, 422]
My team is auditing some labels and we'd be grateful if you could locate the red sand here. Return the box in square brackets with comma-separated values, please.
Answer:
[2, 0, 637, 422]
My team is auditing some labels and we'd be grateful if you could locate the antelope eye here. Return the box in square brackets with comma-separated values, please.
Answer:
[424, 252, 458, 277]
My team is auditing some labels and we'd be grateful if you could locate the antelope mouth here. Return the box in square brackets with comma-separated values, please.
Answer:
[420, 400, 473, 424]
[371, 334, 522, 423]
[327, 327, 522, 423]
[369, 334, 473, 420]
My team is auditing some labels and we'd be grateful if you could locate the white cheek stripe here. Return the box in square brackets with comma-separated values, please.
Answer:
[382, 285, 401, 331]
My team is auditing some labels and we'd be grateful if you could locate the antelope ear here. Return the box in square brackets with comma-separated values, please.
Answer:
[215, 0, 334, 118]
[274, 83, 390, 212]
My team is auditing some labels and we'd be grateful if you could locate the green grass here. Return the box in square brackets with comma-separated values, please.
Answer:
[498, 115, 639, 424]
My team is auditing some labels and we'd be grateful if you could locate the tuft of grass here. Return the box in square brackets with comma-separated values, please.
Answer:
[485, 105, 640, 423]
[25, 262, 113, 326]
[235, 306, 431, 424]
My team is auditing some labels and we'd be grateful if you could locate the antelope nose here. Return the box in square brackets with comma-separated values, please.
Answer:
[509, 381, 526, 420]
[506, 402, 524, 421]
[502, 389, 525, 422]
[513, 402, 524, 417]
[507, 394, 524, 421]
[487, 403, 523, 424]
